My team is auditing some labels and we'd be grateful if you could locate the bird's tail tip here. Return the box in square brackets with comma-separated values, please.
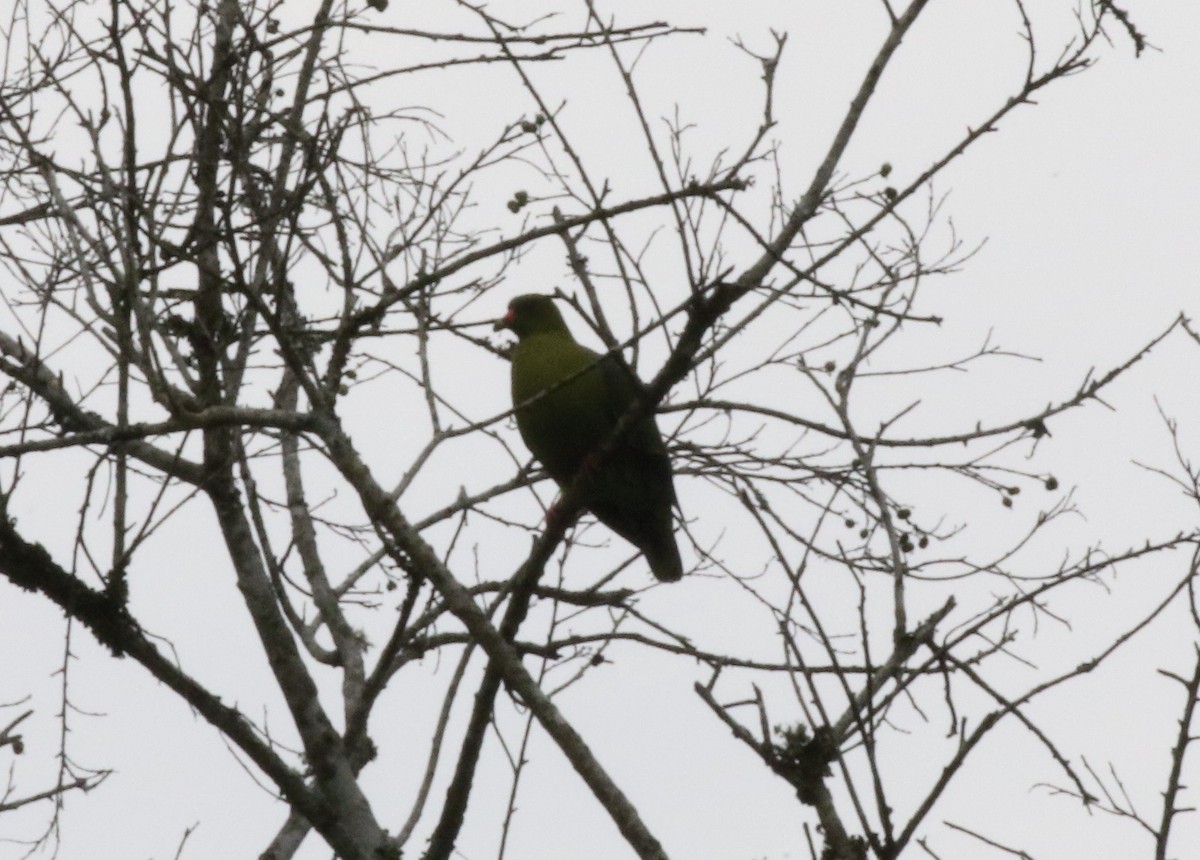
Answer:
[647, 541, 684, 583]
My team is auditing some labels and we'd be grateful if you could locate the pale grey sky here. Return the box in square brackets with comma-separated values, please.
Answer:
[2, 2, 1198, 859]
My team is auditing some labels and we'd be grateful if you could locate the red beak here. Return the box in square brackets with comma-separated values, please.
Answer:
[494, 307, 516, 331]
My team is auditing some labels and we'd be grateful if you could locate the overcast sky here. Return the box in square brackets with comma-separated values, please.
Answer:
[3, 2, 1199, 859]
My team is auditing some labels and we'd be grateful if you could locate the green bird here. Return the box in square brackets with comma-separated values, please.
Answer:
[496, 294, 684, 582]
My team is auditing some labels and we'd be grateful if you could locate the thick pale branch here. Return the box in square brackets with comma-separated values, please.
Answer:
[203, 466, 394, 859]
[316, 414, 669, 860]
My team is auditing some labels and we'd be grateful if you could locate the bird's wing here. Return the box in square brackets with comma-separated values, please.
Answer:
[596, 353, 677, 503]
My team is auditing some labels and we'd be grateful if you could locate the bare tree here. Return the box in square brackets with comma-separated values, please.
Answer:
[0, 1, 1194, 859]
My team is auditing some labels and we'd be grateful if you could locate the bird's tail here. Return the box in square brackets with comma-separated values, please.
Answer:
[643, 536, 684, 582]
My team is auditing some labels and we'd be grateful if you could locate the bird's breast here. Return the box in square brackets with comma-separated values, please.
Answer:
[510, 336, 611, 483]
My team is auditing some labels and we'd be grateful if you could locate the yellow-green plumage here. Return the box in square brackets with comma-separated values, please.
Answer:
[497, 294, 683, 582]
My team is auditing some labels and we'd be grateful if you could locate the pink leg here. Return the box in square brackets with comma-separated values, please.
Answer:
[577, 451, 603, 478]
[545, 500, 565, 530]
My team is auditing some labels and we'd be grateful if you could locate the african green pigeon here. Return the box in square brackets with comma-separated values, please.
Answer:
[496, 294, 683, 582]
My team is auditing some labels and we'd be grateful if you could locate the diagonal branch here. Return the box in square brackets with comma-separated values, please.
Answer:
[0, 329, 205, 484]
[315, 413, 670, 860]
[1156, 643, 1200, 860]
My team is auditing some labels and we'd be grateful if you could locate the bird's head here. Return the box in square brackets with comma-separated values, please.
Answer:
[494, 294, 570, 339]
